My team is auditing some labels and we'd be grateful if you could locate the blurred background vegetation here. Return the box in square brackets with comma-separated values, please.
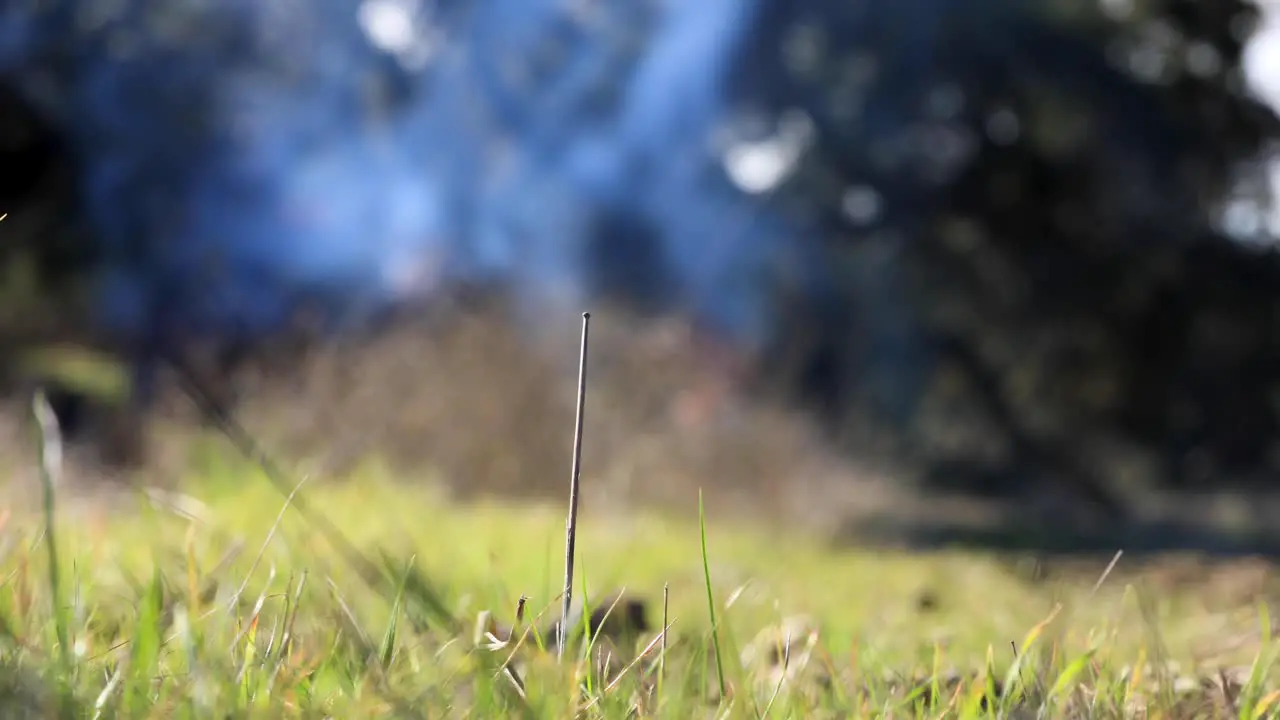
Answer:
[3, 0, 1280, 553]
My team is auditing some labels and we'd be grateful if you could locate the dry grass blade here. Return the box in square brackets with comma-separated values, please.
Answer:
[229, 473, 310, 614]
[560, 311, 592, 660]
[1090, 550, 1124, 597]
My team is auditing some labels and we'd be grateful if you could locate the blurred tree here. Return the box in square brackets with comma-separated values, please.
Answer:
[1, 0, 1279, 518]
[741, 0, 1280, 512]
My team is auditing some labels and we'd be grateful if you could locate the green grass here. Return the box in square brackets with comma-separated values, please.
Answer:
[0, 445, 1277, 717]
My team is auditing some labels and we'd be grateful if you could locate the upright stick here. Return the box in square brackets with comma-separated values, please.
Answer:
[559, 312, 592, 660]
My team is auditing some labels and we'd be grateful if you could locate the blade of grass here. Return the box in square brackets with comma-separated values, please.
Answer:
[379, 555, 415, 670]
[32, 391, 71, 678]
[228, 472, 310, 614]
[657, 582, 669, 701]
[1240, 602, 1275, 720]
[123, 568, 165, 716]
[699, 489, 726, 701]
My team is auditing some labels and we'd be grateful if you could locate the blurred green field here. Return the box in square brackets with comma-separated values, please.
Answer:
[0, 445, 1276, 718]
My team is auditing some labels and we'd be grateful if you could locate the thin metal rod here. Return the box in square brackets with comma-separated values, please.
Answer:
[558, 311, 592, 660]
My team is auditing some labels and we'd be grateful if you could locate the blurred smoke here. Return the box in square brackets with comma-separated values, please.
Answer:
[0, 0, 839, 349]
[2, 0, 1277, 477]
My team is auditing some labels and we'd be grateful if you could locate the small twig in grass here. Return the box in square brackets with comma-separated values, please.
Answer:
[559, 311, 592, 661]
[1089, 549, 1124, 597]
[33, 390, 72, 677]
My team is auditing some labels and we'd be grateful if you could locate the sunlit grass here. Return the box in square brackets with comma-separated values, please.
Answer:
[0, 436, 1273, 718]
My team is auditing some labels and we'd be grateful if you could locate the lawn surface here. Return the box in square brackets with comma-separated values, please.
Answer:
[0, 448, 1275, 719]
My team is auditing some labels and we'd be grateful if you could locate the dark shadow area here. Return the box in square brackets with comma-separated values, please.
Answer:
[844, 513, 1280, 560]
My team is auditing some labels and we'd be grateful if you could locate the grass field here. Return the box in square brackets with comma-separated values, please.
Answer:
[0, 428, 1277, 719]
[0, 299, 1275, 717]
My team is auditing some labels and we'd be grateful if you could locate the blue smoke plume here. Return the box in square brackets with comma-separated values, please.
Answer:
[0, 0, 942, 421]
